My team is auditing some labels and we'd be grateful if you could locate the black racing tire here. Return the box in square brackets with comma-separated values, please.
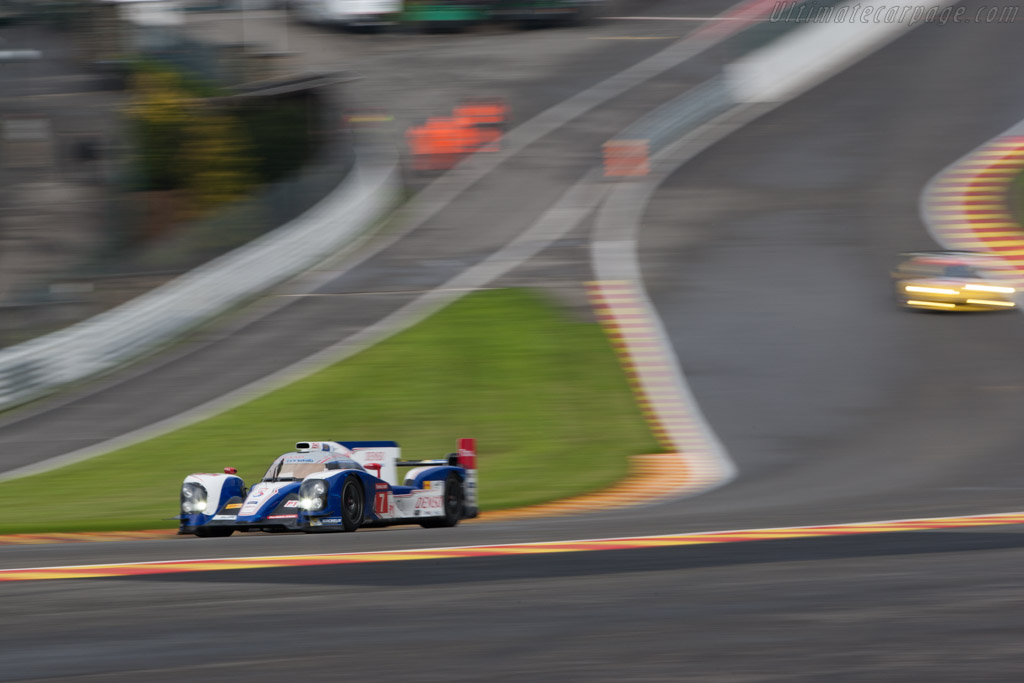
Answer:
[194, 527, 234, 538]
[340, 476, 364, 532]
[420, 473, 463, 528]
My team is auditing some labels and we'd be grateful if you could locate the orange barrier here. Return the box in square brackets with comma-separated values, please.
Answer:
[407, 100, 508, 170]
[453, 100, 507, 125]
[603, 139, 650, 177]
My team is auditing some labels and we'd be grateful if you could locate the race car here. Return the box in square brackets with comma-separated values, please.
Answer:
[179, 439, 478, 537]
[892, 251, 1017, 311]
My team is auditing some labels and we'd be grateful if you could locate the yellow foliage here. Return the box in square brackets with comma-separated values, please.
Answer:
[127, 68, 256, 214]
[128, 70, 191, 127]
[180, 112, 256, 213]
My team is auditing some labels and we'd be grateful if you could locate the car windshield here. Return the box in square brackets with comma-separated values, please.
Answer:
[262, 456, 362, 481]
[942, 264, 977, 278]
[904, 259, 984, 279]
[265, 462, 330, 481]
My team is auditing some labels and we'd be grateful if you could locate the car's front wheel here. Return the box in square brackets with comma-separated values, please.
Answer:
[340, 476, 363, 532]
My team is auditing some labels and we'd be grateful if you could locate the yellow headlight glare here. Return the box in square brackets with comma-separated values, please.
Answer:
[965, 298, 1015, 307]
[963, 283, 1015, 294]
[904, 285, 959, 296]
[905, 300, 956, 309]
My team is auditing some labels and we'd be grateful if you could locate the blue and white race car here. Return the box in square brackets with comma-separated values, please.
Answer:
[179, 439, 478, 537]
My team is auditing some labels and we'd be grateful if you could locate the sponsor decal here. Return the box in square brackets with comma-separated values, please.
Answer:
[212, 515, 237, 521]
[283, 500, 300, 508]
[311, 442, 320, 449]
[322, 518, 343, 524]
[250, 484, 282, 499]
[267, 514, 297, 520]
[309, 519, 322, 526]
[375, 483, 389, 490]
[415, 495, 443, 510]
[362, 451, 385, 462]
[373, 492, 395, 516]
[226, 503, 242, 509]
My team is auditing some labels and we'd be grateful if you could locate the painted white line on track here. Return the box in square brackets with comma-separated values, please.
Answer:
[590, 0, 955, 502]
[590, 107, 768, 498]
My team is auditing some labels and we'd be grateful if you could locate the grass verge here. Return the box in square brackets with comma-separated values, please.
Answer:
[0, 289, 658, 534]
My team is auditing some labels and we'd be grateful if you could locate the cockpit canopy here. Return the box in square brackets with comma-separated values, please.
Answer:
[896, 251, 1004, 281]
[262, 453, 364, 482]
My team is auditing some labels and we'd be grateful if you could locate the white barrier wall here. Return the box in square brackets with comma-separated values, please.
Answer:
[0, 154, 398, 410]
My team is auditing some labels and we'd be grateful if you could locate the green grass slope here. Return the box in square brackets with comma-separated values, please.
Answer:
[0, 289, 659, 533]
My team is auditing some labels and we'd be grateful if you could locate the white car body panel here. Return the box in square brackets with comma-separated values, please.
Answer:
[346, 446, 401, 486]
[239, 481, 289, 517]
[394, 480, 445, 519]
[184, 473, 242, 515]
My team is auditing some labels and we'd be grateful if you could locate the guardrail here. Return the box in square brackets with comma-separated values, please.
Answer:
[0, 148, 399, 410]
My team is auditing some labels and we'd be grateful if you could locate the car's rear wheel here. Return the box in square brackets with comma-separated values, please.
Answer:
[340, 476, 363, 532]
[194, 527, 234, 538]
[420, 474, 463, 528]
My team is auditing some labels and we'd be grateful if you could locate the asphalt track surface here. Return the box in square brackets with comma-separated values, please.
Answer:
[4, 4, 1024, 681]
[639, 5, 1024, 527]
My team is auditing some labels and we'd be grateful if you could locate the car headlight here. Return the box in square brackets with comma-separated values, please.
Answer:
[181, 482, 208, 514]
[299, 479, 329, 511]
[904, 285, 959, 295]
[963, 283, 1015, 294]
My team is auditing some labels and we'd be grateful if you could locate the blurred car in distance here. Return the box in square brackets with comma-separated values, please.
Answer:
[892, 251, 1017, 311]
[292, 0, 402, 27]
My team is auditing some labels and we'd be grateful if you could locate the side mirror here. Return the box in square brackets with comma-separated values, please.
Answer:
[224, 467, 237, 475]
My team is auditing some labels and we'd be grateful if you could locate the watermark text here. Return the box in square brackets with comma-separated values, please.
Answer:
[769, 2, 1019, 25]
